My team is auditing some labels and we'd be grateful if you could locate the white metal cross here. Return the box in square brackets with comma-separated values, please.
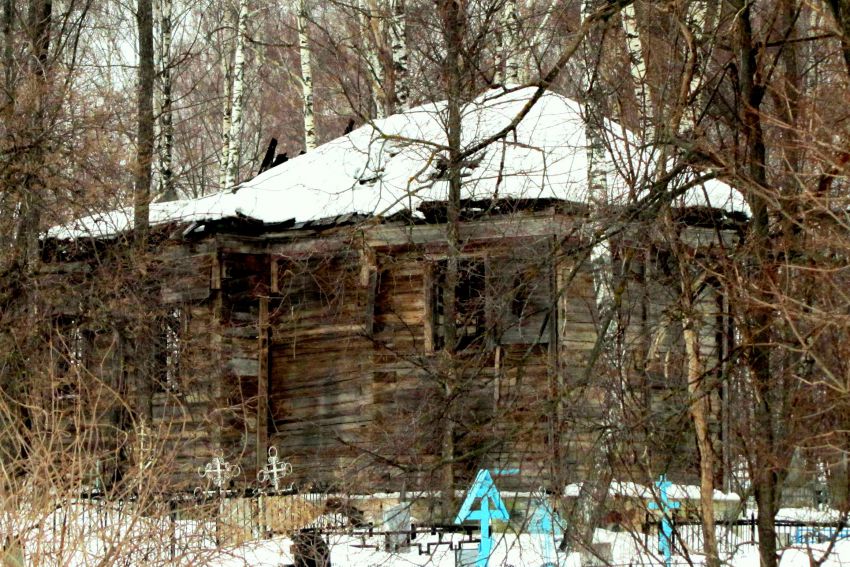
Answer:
[198, 455, 241, 490]
[257, 446, 293, 492]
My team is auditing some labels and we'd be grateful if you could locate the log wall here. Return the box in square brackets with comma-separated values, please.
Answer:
[35, 214, 733, 493]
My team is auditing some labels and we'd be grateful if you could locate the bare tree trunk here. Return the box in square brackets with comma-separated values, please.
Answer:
[673, 257, 720, 567]
[732, 1, 778, 566]
[135, 0, 154, 245]
[2, 0, 13, 113]
[132, 0, 156, 438]
[825, 0, 850, 76]
[223, 0, 248, 188]
[389, 0, 409, 112]
[525, 0, 560, 83]
[567, 0, 619, 559]
[620, 3, 651, 136]
[0, 0, 14, 253]
[15, 0, 52, 269]
[157, 0, 175, 201]
[657, 3, 721, 565]
[298, 0, 316, 151]
[438, 0, 464, 519]
[218, 7, 234, 191]
[358, 0, 385, 119]
[500, 0, 519, 84]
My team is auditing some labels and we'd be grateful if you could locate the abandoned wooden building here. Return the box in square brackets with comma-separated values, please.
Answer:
[38, 87, 747, 493]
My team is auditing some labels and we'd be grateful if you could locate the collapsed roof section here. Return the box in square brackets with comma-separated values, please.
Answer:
[46, 86, 748, 241]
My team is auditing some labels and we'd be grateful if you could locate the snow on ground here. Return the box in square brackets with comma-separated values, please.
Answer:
[564, 480, 741, 502]
[15, 496, 850, 566]
[775, 508, 846, 522]
[47, 86, 747, 240]
[19, 507, 850, 567]
[203, 528, 850, 567]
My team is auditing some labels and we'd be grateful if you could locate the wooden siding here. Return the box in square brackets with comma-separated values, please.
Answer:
[34, 216, 734, 492]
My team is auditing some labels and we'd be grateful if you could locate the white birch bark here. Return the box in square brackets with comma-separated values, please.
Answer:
[389, 0, 409, 111]
[620, 3, 652, 138]
[565, 0, 619, 556]
[157, 0, 175, 200]
[667, 4, 720, 566]
[500, 0, 520, 84]
[677, 0, 706, 134]
[218, 13, 234, 190]
[298, 0, 316, 150]
[359, 0, 385, 119]
[524, 0, 560, 82]
[583, 0, 613, 254]
[223, 0, 248, 189]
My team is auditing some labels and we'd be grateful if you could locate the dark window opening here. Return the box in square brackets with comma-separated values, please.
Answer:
[432, 258, 487, 351]
[53, 317, 90, 401]
[154, 306, 187, 393]
[490, 258, 551, 345]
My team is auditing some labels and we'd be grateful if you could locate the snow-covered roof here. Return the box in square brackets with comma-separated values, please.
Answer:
[47, 87, 747, 240]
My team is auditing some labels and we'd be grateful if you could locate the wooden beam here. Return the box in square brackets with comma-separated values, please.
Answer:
[270, 258, 279, 294]
[211, 250, 222, 290]
[365, 214, 577, 247]
[257, 296, 270, 472]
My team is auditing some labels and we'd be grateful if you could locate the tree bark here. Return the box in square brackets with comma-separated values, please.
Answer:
[298, 0, 316, 151]
[389, 0, 409, 112]
[676, 265, 720, 567]
[135, 0, 155, 245]
[157, 0, 175, 201]
[826, 0, 850, 77]
[500, 0, 519, 84]
[358, 0, 385, 118]
[223, 0, 248, 188]
[620, 2, 651, 137]
[567, 0, 619, 559]
[733, 2, 778, 567]
[438, 0, 464, 519]
[16, 0, 52, 269]
[218, 35, 233, 191]
[2, 0, 13, 114]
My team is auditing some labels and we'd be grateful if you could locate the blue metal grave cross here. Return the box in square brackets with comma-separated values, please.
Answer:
[648, 475, 680, 567]
[528, 491, 566, 567]
[454, 469, 510, 567]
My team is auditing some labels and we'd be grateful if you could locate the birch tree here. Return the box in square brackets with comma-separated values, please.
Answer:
[563, 0, 621, 555]
[388, 0, 409, 112]
[358, 0, 386, 118]
[298, 0, 316, 151]
[156, 0, 175, 201]
[499, 0, 520, 84]
[218, 7, 234, 190]
[223, 0, 249, 189]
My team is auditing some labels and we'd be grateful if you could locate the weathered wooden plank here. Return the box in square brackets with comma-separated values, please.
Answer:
[257, 296, 270, 472]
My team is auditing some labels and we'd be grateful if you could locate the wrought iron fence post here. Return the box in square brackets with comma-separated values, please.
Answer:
[169, 498, 177, 561]
[751, 512, 757, 543]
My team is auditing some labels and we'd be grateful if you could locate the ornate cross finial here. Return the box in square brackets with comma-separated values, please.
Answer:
[257, 446, 293, 492]
[198, 454, 241, 491]
[136, 420, 153, 472]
